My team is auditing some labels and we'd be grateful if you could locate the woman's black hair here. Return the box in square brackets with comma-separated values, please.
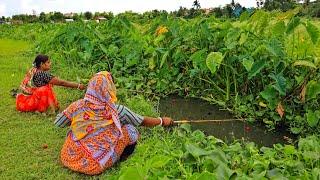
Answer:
[33, 54, 49, 68]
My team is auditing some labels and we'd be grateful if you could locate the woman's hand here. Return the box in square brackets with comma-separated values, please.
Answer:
[50, 77, 86, 90]
[141, 116, 174, 127]
[162, 117, 174, 126]
[78, 84, 86, 90]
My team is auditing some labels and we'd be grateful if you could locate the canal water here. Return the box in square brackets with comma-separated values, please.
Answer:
[159, 96, 296, 147]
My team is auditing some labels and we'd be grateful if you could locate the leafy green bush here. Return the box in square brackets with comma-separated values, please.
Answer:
[1, 10, 319, 135]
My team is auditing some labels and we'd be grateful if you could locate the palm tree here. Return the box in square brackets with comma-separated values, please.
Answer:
[193, 0, 201, 9]
[256, 0, 265, 8]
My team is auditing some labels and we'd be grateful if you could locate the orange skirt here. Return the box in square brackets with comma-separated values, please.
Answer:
[16, 85, 59, 112]
[60, 124, 139, 175]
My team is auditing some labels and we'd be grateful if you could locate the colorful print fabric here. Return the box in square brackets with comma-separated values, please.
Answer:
[63, 71, 122, 140]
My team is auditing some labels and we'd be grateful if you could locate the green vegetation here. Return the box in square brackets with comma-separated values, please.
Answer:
[3, 9, 319, 134]
[0, 8, 320, 179]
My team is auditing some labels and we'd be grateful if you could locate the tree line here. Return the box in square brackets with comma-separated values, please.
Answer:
[1, 0, 319, 24]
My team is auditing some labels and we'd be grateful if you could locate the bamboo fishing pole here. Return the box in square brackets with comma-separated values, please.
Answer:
[173, 118, 246, 124]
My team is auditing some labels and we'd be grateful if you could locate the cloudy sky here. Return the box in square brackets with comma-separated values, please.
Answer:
[0, 0, 258, 17]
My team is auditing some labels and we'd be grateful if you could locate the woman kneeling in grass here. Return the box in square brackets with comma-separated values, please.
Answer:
[55, 71, 173, 175]
[16, 54, 85, 113]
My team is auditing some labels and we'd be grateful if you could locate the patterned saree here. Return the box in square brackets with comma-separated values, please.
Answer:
[60, 71, 139, 175]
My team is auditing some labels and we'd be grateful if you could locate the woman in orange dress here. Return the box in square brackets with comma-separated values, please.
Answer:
[16, 54, 85, 113]
[57, 71, 173, 175]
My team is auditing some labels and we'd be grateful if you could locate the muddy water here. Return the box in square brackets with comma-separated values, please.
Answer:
[159, 96, 296, 147]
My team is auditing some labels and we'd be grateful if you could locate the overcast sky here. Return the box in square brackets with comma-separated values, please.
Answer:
[0, 0, 258, 17]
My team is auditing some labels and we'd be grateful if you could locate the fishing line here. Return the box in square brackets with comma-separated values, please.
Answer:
[173, 118, 246, 124]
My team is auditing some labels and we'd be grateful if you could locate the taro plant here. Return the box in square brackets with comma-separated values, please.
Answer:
[3, 9, 320, 134]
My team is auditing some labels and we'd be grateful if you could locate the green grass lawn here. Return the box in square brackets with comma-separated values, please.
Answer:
[0, 39, 87, 179]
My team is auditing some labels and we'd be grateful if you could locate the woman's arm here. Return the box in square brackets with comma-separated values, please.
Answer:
[115, 105, 173, 127]
[141, 117, 173, 127]
[54, 113, 71, 128]
[49, 77, 85, 90]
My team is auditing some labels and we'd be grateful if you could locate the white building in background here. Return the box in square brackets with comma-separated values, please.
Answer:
[65, 18, 74, 22]
[95, 16, 107, 23]
[64, 12, 76, 18]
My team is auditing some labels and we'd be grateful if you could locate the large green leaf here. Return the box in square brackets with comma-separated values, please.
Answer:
[146, 155, 171, 168]
[276, 7, 301, 21]
[260, 85, 278, 108]
[185, 143, 212, 158]
[266, 168, 285, 179]
[148, 57, 156, 70]
[306, 80, 320, 100]
[283, 145, 296, 155]
[119, 166, 145, 180]
[286, 17, 300, 34]
[242, 58, 254, 72]
[190, 49, 207, 69]
[190, 172, 217, 180]
[311, 168, 320, 180]
[94, 29, 105, 40]
[269, 74, 287, 96]
[206, 149, 228, 164]
[154, 34, 165, 45]
[214, 164, 234, 180]
[240, 11, 250, 22]
[206, 52, 223, 75]
[225, 30, 241, 47]
[251, 45, 266, 57]
[272, 21, 286, 36]
[266, 38, 284, 57]
[248, 60, 267, 79]
[239, 33, 248, 46]
[249, 10, 269, 34]
[160, 51, 169, 68]
[305, 21, 319, 45]
[293, 60, 317, 69]
[306, 110, 319, 128]
[252, 160, 268, 176]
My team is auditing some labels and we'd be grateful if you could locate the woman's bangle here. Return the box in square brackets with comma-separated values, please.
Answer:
[77, 83, 81, 89]
[158, 117, 163, 126]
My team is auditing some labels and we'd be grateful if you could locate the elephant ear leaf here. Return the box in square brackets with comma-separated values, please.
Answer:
[269, 73, 287, 96]
[248, 60, 266, 79]
[206, 52, 223, 74]
[306, 80, 320, 101]
[306, 110, 319, 128]
[286, 17, 300, 34]
[304, 21, 319, 45]
[293, 60, 317, 69]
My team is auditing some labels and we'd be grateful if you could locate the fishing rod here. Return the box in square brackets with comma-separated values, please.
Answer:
[174, 118, 246, 124]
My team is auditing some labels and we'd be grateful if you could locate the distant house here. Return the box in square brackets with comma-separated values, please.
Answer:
[0, 20, 5, 24]
[65, 18, 74, 22]
[95, 16, 107, 23]
[64, 12, 75, 18]
[203, 8, 213, 15]
[12, 20, 23, 25]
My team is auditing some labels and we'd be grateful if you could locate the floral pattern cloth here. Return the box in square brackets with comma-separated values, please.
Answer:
[63, 71, 122, 140]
